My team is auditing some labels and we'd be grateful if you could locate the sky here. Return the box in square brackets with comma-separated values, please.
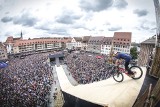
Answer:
[0, 0, 158, 43]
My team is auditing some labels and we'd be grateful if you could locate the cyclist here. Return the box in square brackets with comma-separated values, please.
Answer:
[114, 52, 135, 77]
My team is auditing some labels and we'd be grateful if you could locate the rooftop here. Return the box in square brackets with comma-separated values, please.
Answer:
[113, 32, 132, 40]
[82, 36, 91, 43]
[141, 37, 156, 45]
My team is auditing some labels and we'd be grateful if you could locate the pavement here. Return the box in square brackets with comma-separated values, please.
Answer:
[61, 65, 78, 86]
[51, 65, 64, 107]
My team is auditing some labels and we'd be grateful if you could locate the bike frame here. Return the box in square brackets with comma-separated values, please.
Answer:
[118, 66, 131, 77]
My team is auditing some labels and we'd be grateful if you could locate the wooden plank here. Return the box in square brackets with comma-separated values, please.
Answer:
[150, 47, 160, 77]
[133, 85, 150, 107]
[150, 78, 160, 107]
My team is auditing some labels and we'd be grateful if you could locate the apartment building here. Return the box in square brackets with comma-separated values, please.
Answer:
[0, 42, 8, 60]
[112, 32, 131, 54]
[87, 36, 104, 53]
[81, 36, 91, 50]
[5, 36, 23, 54]
[4, 32, 132, 55]
[101, 37, 113, 55]
[66, 37, 82, 50]
[5, 37, 71, 54]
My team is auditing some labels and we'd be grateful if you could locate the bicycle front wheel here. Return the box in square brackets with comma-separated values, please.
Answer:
[113, 72, 124, 82]
[129, 66, 143, 80]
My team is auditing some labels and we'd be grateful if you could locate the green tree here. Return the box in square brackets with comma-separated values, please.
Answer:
[130, 46, 137, 59]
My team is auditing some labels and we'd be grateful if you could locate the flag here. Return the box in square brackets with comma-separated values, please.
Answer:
[0, 62, 8, 69]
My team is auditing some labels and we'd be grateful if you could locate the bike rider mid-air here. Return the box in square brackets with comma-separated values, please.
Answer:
[114, 52, 135, 78]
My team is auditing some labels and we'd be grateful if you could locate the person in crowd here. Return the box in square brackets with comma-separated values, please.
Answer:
[0, 53, 54, 107]
[65, 52, 112, 84]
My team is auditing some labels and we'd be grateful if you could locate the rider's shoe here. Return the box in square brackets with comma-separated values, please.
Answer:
[127, 72, 135, 78]
[128, 74, 135, 78]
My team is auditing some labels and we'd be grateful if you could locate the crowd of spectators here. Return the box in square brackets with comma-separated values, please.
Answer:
[0, 53, 53, 107]
[65, 52, 113, 84]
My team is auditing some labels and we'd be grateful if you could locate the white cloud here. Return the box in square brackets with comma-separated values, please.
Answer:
[0, 0, 157, 43]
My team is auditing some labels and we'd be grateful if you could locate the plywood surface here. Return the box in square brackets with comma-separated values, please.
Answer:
[55, 65, 146, 107]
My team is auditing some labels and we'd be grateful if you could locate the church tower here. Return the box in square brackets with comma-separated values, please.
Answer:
[20, 30, 23, 39]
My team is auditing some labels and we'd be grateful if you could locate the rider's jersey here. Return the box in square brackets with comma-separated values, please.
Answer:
[115, 53, 132, 62]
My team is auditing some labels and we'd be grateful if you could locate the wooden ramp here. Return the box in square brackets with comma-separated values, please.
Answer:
[55, 65, 146, 107]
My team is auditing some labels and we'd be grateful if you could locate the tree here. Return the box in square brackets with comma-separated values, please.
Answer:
[130, 46, 138, 59]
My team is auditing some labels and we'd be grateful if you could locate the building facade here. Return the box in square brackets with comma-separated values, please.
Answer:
[66, 37, 82, 50]
[4, 32, 132, 55]
[81, 36, 91, 50]
[5, 37, 71, 54]
[112, 32, 131, 54]
[87, 36, 104, 53]
[101, 37, 113, 55]
[5, 36, 23, 54]
[138, 36, 156, 66]
[0, 42, 8, 60]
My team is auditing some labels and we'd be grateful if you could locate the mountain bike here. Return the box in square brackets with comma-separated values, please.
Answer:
[110, 63, 143, 82]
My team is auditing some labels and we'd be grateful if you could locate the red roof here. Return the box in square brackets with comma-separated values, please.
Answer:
[113, 32, 132, 45]
[13, 38, 72, 46]
[5, 36, 14, 43]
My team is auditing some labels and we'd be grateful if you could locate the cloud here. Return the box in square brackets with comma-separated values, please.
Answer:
[36, 25, 50, 31]
[35, 23, 69, 35]
[136, 20, 156, 32]
[114, 0, 128, 9]
[108, 26, 122, 31]
[56, 9, 82, 24]
[133, 9, 148, 17]
[5, 12, 10, 14]
[71, 23, 87, 29]
[49, 28, 69, 35]
[140, 24, 150, 30]
[13, 11, 38, 27]
[1, 16, 13, 23]
[0, 5, 2, 10]
[151, 27, 156, 30]
[46, 2, 51, 6]
[79, 0, 113, 12]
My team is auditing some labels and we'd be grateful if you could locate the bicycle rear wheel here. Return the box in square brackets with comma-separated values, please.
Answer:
[113, 71, 124, 82]
[129, 66, 143, 79]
